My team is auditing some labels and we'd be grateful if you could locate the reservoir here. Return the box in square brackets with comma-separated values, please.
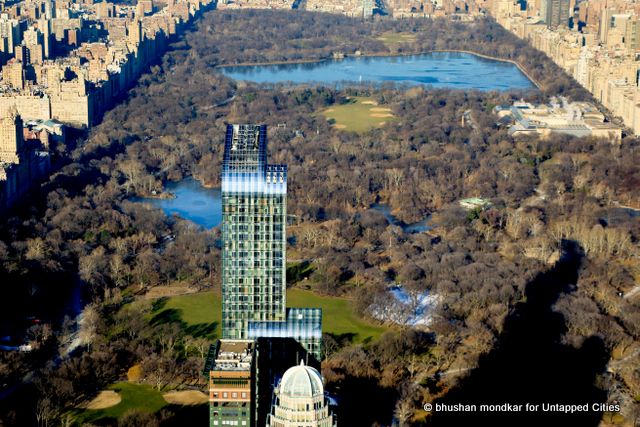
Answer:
[220, 52, 534, 91]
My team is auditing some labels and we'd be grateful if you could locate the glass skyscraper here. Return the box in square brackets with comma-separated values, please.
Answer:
[222, 124, 287, 339]
[221, 124, 321, 360]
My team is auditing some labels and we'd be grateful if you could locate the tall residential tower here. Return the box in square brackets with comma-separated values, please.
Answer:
[222, 124, 287, 340]
[221, 124, 321, 360]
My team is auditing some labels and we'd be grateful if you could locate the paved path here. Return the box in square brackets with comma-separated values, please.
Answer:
[439, 367, 471, 377]
[608, 348, 640, 371]
[201, 93, 236, 111]
[624, 285, 640, 300]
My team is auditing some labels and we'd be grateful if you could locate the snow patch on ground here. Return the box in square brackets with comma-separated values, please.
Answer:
[370, 285, 439, 326]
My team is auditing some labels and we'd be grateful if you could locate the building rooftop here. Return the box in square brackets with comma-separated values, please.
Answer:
[213, 339, 254, 372]
[496, 97, 621, 140]
[223, 123, 268, 174]
[279, 360, 324, 398]
[459, 197, 491, 210]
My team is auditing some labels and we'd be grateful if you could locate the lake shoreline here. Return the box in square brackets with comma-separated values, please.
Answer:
[131, 177, 223, 229]
[216, 49, 540, 89]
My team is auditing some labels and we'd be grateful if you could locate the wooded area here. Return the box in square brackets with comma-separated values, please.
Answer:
[0, 9, 638, 427]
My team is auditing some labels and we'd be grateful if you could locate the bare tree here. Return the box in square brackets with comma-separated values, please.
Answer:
[35, 398, 57, 427]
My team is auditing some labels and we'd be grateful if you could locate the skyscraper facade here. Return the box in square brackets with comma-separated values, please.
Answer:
[545, 0, 570, 28]
[206, 337, 322, 427]
[222, 124, 287, 340]
[209, 340, 253, 427]
[213, 124, 327, 427]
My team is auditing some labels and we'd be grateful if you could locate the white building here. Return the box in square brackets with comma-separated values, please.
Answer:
[266, 361, 337, 427]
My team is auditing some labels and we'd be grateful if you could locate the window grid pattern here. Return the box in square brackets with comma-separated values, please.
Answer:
[220, 124, 322, 361]
[222, 124, 287, 341]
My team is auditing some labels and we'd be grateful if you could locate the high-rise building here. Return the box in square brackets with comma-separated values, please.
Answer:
[544, 0, 570, 28]
[221, 124, 322, 361]
[44, 0, 56, 20]
[96, 1, 116, 19]
[22, 27, 45, 64]
[209, 340, 253, 427]
[37, 19, 52, 58]
[625, 19, 640, 54]
[0, 109, 24, 164]
[0, 18, 22, 55]
[266, 361, 337, 427]
[2, 59, 24, 90]
[207, 337, 321, 427]
[599, 8, 613, 43]
[221, 123, 287, 340]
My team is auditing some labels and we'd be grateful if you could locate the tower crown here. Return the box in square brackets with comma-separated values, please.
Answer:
[222, 123, 267, 174]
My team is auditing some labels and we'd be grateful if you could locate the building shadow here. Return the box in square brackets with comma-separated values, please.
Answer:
[334, 376, 397, 427]
[429, 240, 609, 427]
[161, 403, 209, 426]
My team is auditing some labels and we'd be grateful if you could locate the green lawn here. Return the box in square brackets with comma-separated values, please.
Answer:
[152, 289, 387, 343]
[318, 96, 397, 133]
[152, 291, 221, 339]
[376, 31, 417, 47]
[287, 289, 387, 342]
[71, 382, 167, 425]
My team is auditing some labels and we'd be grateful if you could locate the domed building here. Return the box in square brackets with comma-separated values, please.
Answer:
[266, 361, 337, 427]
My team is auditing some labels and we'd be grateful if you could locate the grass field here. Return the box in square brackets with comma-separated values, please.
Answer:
[151, 291, 221, 339]
[152, 288, 387, 343]
[318, 96, 396, 133]
[72, 382, 167, 424]
[376, 31, 417, 47]
[287, 289, 387, 342]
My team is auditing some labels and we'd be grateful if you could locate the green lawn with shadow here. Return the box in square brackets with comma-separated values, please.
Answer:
[151, 292, 221, 339]
[287, 289, 387, 343]
[70, 382, 168, 425]
[151, 289, 387, 343]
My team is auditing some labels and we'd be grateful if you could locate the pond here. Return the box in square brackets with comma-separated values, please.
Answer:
[130, 179, 434, 235]
[371, 203, 431, 233]
[131, 177, 222, 229]
[220, 52, 534, 91]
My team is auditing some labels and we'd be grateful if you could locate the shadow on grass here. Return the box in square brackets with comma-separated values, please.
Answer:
[184, 322, 218, 338]
[71, 403, 208, 426]
[326, 332, 357, 346]
[150, 308, 182, 326]
[151, 297, 169, 312]
[150, 308, 218, 339]
[69, 411, 117, 427]
[286, 260, 314, 286]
